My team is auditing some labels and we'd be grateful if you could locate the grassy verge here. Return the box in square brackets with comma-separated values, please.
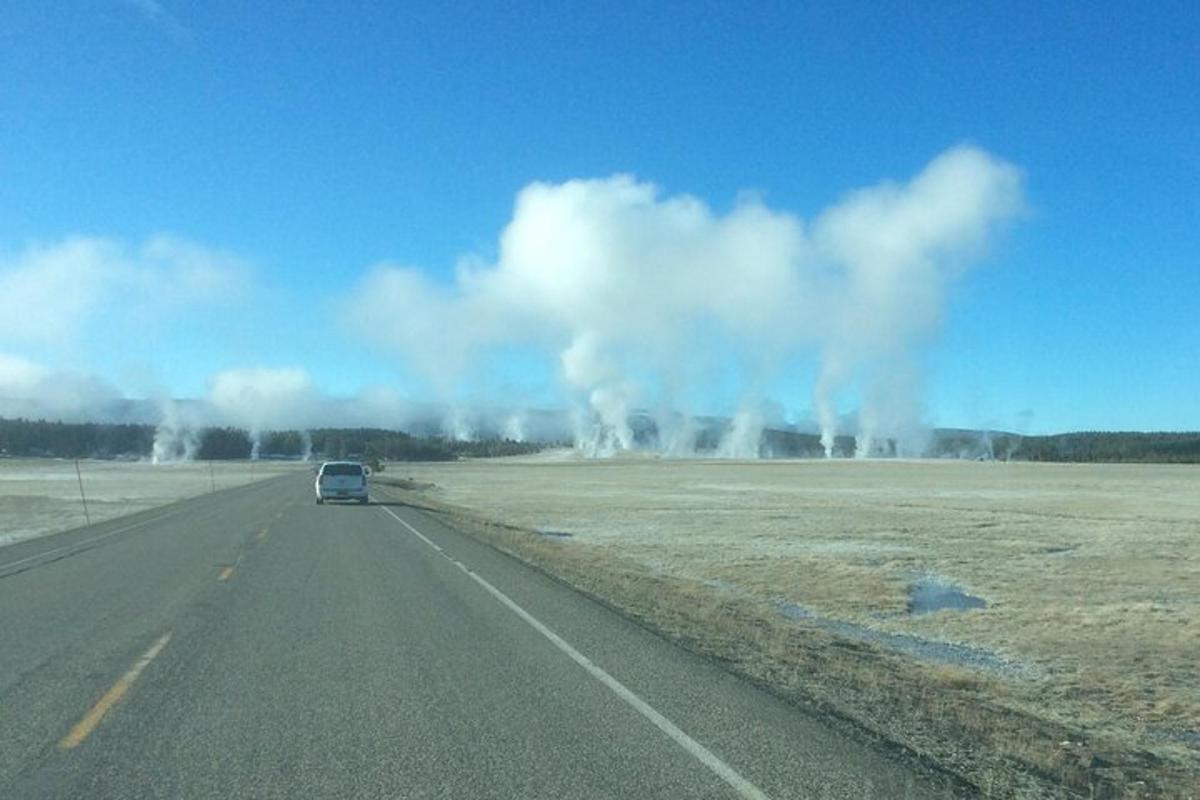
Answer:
[376, 476, 1198, 799]
[0, 458, 306, 546]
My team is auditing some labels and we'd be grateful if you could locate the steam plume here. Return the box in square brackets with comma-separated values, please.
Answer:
[151, 399, 199, 463]
[348, 145, 1023, 457]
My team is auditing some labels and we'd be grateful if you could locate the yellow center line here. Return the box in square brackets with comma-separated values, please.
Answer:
[217, 554, 244, 581]
[60, 632, 172, 749]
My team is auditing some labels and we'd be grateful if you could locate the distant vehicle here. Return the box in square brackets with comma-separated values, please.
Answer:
[315, 461, 369, 504]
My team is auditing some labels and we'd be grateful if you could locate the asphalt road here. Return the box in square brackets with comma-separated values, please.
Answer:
[0, 473, 965, 799]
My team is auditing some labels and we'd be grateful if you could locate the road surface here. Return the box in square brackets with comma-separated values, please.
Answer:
[0, 473, 964, 798]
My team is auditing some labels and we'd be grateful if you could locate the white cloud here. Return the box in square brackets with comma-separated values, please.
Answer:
[0, 148, 1024, 457]
[0, 239, 114, 344]
[202, 366, 433, 433]
[208, 367, 318, 431]
[121, 0, 189, 37]
[0, 353, 124, 421]
[342, 144, 1024, 455]
[136, 234, 249, 303]
[0, 349, 430, 433]
[344, 266, 488, 395]
[0, 234, 251, 346]
[0, 353, 51, 396]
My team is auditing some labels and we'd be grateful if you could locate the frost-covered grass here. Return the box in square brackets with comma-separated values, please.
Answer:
[384, 454, 1200, 796]
[0, 458, 308, 546]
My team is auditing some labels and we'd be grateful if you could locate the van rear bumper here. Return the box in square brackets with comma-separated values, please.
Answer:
[316, 487, 369, 500]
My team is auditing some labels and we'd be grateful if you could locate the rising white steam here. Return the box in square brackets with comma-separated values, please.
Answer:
[347, 145, 1023, 457]
[561, 333, 636, 456]
[1, 149, 1021, 459]
[147, 368, 431, 461]
[151, 399, 199, 463]
[809, 146, 1024, 455]
[208, 367, 319, 457]
[717, 409, 766, 459]
[444, 407, 476, 442]
[502, 411, 527, 442]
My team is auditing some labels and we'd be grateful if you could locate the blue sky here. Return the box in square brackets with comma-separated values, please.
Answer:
[1, 1, 1197, 435]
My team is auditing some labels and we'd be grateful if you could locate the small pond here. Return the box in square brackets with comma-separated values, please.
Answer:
[907, 578, 987, 614]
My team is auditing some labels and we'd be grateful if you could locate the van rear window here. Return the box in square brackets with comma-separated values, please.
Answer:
[322, 463, 364, 476]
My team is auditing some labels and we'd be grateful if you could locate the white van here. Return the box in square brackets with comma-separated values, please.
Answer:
[315, 461, 369, 504]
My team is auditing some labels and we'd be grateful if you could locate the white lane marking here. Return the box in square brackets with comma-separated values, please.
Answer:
[379, 506, 771, 800]
[0, 510, 186, 573]
[381, 508, 444, 552]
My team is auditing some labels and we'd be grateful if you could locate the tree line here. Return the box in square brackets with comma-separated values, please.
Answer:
[1, 416, 1196, 463]
[996, 431, 1200, 463]
[308, 428, 542, 462]
[0, 418, 155, 458]
[709, 427, 1200, 463]
[0, 418, 542, 461]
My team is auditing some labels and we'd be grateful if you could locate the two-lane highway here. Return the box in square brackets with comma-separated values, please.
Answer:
[1, 473, 963, 798]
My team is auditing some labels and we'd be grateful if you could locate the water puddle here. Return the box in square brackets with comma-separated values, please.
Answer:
[535, 528, 574, 539]
[775, 600, 1027, 677]
[907, 578, 987, 614]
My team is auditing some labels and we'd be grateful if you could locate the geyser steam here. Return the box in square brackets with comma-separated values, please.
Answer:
[151, 399, 198, 463]
[209, 367, 318, 458]
[349, 145, 1023, 457]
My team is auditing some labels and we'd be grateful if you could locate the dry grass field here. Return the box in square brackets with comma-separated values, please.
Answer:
[0, 458, 306, 547]
[379, 453, 1200, 798]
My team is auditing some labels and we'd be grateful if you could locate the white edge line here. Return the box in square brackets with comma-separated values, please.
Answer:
[381, 507, 443, 552]
[379, 505, 771, 800]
